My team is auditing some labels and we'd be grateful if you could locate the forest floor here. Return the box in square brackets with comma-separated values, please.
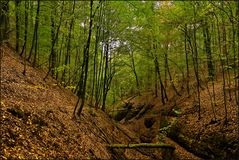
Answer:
[1, 43, 238, 159]
[111, 76, 239, 159]
[112, 94, 202, 160]
[0, 43, 152, 159]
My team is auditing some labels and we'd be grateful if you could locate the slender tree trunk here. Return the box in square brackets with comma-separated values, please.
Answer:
[154, 56, 168, 105]
[28, 0, 40, 67]
[237, 0, 239, 107]
[184, 24, 190, 96]
[130, 49, 140, 95]
[56, 33, 65, 81]
[60, 25, 68, 83]
[95, 39, 104, 109]
[164, 51, 168, 93]
[74, 0, 94, 118]
[214, 12, 228, 123]
[44, 1, 64, 80]
[164, 45, 181, 96]
[62, 1, 75, 85]
[202, 18, 218, 118]
[0, 1, 9, 43]
[100, 1, 116, 112]
[203, 18, 214, 79]
[22, 1, 29, 75]
[210, 19, 217, 107]
[227, 8, 237, 104]
[102, 39, 109, 111]
[191, 3, 201, 120]
[220, 51, 228, 123]
[15, 0, 20, 53]
[154, 64, 158, 97]
[221, 14, 232, 101]
[90, 24, 101, 105]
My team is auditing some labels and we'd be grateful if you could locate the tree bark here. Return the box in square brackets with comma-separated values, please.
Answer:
[0, 1, 9, 43]
[184, 24, 190, 96]
[130, 49, 140, 95]
[15, 0, 20, 53]
[74, 0, 95, 118]
[22, 0, 29, 75]
[154, 56, 168, 105]
[28, 0, 40, 68]
[44, 1, 64, 80]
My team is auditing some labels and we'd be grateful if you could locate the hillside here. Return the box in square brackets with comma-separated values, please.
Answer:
[109, 83, 239, 159]
[0, 44, 154, 159]
[1, 1, 239, 159]
[1, 41, 239, 160]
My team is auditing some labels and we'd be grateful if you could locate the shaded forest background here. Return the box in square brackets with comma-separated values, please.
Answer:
[1, 1, 239, 120]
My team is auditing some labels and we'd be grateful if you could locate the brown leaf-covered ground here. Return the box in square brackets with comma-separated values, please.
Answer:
[1, 43, 238, 159]
[0, 44, 154, 159]
[112, 71, 238, 159]
[117, 94, 202, 160]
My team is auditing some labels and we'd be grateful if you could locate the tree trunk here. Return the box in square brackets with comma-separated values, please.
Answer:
[44, 1, 64, 80]
[192, 3, 201, 120]
[154, 56, 168, 105]
[102, 39, 109, 111]
[62, 1, 75, 85]
[91, 21, 101, 106]
[184, 24, 190, 96]
[28, 0, 40, 67]
[130, 49, 140, 95]
[15, 0, 20, 53]
[74, 0, 94, 118]
[214, 12, 228, 123]
[22, 0, 29, 75]
[164, 45, 181, 96]
[0, 1, 9, 43]
[237, 0, 239, 107]
[203, 18, 214, 79]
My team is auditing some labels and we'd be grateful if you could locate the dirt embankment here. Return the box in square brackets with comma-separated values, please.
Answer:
[110, 94, 202, 160]
[110, 78, 239, 159]
[163, 87, 239, 159]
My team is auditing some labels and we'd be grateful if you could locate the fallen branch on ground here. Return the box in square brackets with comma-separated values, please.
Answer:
[107, 143, 175, 150]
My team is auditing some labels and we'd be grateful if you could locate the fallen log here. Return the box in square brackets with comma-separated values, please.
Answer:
[107, 143, 175, 160]
[107, 143, 175, 150]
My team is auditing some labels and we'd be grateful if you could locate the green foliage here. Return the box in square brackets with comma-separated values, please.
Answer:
[7, 1, 239, 110]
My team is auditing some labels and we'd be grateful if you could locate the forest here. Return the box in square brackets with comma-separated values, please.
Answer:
[0, 1, 239, 159]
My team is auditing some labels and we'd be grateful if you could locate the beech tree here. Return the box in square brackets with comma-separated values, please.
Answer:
[2, 1, 238, 120]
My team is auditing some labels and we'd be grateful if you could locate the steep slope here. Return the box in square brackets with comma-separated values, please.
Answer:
[111, 94, 202, 160]
[163, 84, 239, 159]
[113, 80, 239, 159]
[0, 44, 152, 159]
